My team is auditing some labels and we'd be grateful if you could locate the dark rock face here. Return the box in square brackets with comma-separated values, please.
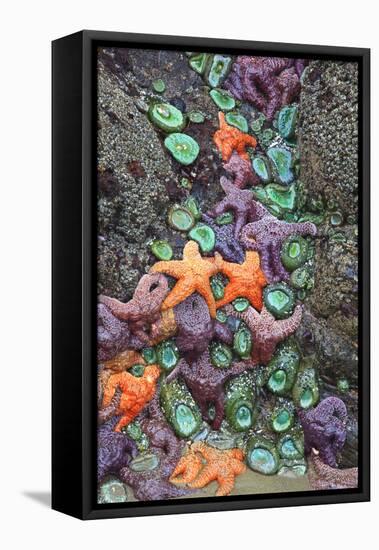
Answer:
[296, 61, 359, 467]
[298, 61, 359, 220]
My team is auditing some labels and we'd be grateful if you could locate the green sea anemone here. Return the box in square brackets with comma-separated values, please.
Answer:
[246, 436, 280, 475]
[281, 235, 309, 271]
[168, 204, 195, 232]
[150, 239, 173, 261]
[267, 146, 294, 185]
[183, 196, 201, 220]
[188, 224, 215, 253]
[278, 104, 298, 140]
[164, 133, 200, 165]
[232, 297, 250, 312]
[205, 55, 232, 88]
[266, 341, 300, 396]
[269, 405, 294, 433]
[98, 478, 128, 504]
[292, 356, 320, 409]
[156, 340, 179, 372]
[263, 283, 296, 319]
[209, 342, 233, 369]
[233, 325, 252, 359]
[225, 112, 249, 133]
[210, 274, 226, 300]
[152, 79, 166, 93]
[188, 53, 210, 74]
[188, 111, 205, 123]
[160, 379, 202, 438]
[129, 364, 145, 377]
[215, 212, 234, 225]
[290, 266, 312, 289]
[225, 373, 256, 432]
[277, 429, 304, 460]
[141, 347, 157, 365]
[148, 102, 185, 133]
[252, 156, 271, 183]
[209, 88, 236, 111]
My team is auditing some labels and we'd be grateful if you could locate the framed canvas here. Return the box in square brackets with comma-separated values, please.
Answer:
[52, 30, 370, 520]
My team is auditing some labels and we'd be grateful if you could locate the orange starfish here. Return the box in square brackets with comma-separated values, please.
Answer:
[213, 112, 257, 162]
[99, 350, 146, 394]
[102, 364, 161, 432]
[150, 240, 219, 318]
[215, 251, 267, 310]
[170, 442, 246, 496]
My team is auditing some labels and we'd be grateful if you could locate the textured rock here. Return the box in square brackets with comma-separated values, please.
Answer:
[298, 60, 359, 219]
[296, 61, 359, 467]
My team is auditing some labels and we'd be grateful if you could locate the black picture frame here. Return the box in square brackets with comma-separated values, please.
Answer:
[52, 30, 370, 520]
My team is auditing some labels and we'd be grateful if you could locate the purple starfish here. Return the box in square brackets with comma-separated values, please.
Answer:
[224, 56, 307, 120]
[166, 350, 254, 430]
[119, 417, 190, 501]
[225, 303, 302, 365]
[202, 213, 245, 263]
[97, 304, 144, 362]
[207, 176, 268, 238]
[240, 214, 317, 283]
[298, 397, 348, 468]
[97, 416, 138, 483]
[174, 293, 233, 361]
[223, 151, 260, 189]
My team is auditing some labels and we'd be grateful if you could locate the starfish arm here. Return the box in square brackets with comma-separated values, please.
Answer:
[234, 211, 248, 239]
[188, 464, 218, 489]
[245, 287, 264, 311]
[213, 132, 223, 152]
[216, 257, 236, 278]
[102, 373, 123, 408]
[98, 386, 122, 424]
[233, 461, 247, 475]
[207, 197, 233, 218]
[276, 305, 303, 337]
[161, 278, 195, 310]
[239, 306, 261, 326]
[271, 243, 290, 282]
[170, 453, 203, 484]
[99, 296, 134, 320]
[198, 284, 217, 318]
[295, 221, 317, 237]
[119, 466, 138, 486]
[150, 260, 186, 278]
[259, 246, 277, 283]
[222, 142, 233, 161]
[215, 473, 236, 496]
[114, 414, 133, 432]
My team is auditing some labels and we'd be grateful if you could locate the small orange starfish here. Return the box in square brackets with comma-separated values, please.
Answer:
[99, 350, 146, 393]
[150, 240, 219, 318]
[213, 112, 257, 162]
[170, 442, 246, 496]
[102, 364, 161, 432]
[215, 251, 267, 310]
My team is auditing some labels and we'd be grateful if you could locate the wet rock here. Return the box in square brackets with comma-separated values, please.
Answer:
[298, 61, 358, 219]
